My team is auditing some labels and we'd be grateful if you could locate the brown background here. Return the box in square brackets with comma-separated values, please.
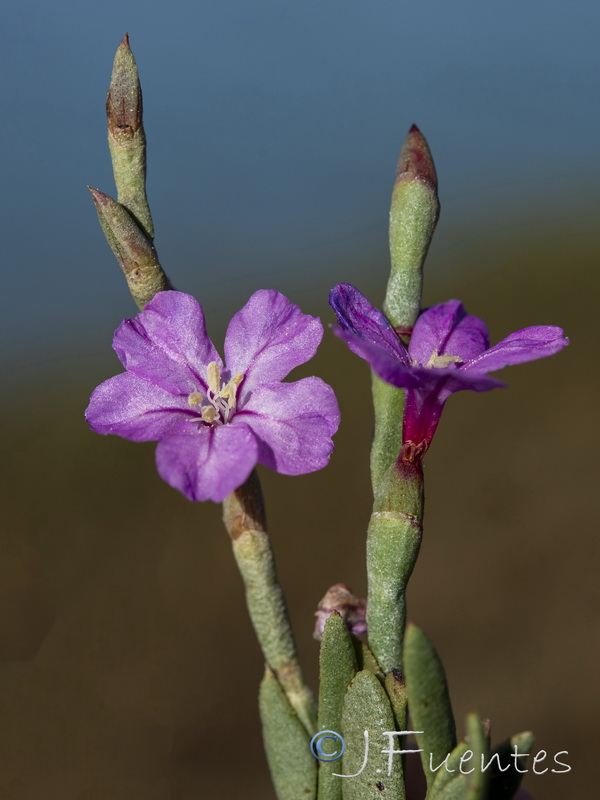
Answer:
[1, 215, 597, 799]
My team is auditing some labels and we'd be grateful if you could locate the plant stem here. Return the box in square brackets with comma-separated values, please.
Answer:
[366, 459, 423, 673]
[222, 470, 316, 734]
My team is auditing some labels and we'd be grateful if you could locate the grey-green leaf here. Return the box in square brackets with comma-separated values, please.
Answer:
[429, 742, 469, 799]
[403, 623, 456, 790]
[317, 613, 358, 800]
[340, 670, 404, 800]
[464, 713, 490, 800]
[432, 774, 469, 800]
[353, 638, 384, 678]
[259, 668, 317, 800]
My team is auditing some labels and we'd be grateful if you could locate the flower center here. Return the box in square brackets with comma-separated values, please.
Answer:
[187, 362, 244, 426]
[426, 350, 463, 369]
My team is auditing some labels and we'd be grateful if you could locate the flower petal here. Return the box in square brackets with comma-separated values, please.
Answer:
[86, 372, 192, 441]
[332, 327, 422, 388]
[409, 300, 489, 365]
[113, 291, 221, 395]
[402, 371, 504, 457]
[463, 326, 569, 374]
[155, 424, 259, 502]
[224, 290, 323, 389]
[412, 366, 505, 398]
[235, 378, 340, 474]
[440, 313, 489, 361]
[329, 283, 409, 363]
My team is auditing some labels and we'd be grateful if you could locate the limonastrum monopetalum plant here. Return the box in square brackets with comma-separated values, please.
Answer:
[87, 36, 568, 800]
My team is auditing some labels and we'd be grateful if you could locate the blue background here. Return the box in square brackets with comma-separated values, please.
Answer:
[2, 0, 598, 370]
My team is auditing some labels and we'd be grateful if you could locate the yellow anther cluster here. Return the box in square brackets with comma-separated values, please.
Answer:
[187, 363, 245, 426]
[206, 361, 221, 395]
[188, 392, 203, 408]
[426, 350, 463, 369]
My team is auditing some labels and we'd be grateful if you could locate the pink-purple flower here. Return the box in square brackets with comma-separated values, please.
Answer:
[329, 283, 568, 463]
[86, 290, 340, 502]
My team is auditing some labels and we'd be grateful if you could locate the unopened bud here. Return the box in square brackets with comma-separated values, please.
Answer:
[313, 583, 367, 641]
[89, 188, 169, 309]
[384, 124, 439, 335]
[106, 34, 154, 240]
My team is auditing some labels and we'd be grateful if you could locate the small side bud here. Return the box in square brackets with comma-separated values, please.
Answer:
[106, 35, 154, 240]
[384, 124, 440, 335]
[89, 188, 169, 309]
[313, 583, 367, 641]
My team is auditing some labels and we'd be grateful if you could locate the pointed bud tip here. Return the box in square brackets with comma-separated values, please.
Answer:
[107, 34, 142, 134]
[395, 124, 437, 191]
[88, 187, 115, 207]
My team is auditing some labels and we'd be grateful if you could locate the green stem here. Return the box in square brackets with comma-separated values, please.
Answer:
[222, 470, 316, 734]
[370, 374, 406, 491]
[366, 459, 423, 674]
[366, 127, 437, 673]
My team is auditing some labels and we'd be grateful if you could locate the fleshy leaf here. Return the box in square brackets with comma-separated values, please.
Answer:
[259, 668, 317, 800]
[403, 623, 457, 790]
[464, 713, 490, 800]
[429, 741, 470, 799]
[353, 640, 384, 679]
[317, 613, 358, 800]
[340, 670, 404, 800]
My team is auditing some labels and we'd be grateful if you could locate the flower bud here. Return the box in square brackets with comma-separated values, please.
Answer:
[384, 125, 439, 334]
[89, 188, 169, 309]
[106, 34, 154, 240]
[313, 583, 367, 641]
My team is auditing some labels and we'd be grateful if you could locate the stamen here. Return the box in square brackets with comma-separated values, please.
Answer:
[427, 350, 463, 368]
[201, 406, 217, 423]
[188, 392, 203, 409]
[187, 368, 246, 427]
[206, 361, 221, 395]
[222, 373, 244, 409]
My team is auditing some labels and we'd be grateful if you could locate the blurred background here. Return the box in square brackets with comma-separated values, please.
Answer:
[1, 1, 598, 798]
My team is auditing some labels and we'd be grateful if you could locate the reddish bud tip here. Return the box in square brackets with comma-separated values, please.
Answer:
[107, 35, 142, 136]
[88, 187, 113, 208]
[396, 124, 437, 190]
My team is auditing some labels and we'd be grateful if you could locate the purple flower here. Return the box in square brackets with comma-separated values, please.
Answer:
[86, 290, 340, 502]
[329, 283, 568, 463]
